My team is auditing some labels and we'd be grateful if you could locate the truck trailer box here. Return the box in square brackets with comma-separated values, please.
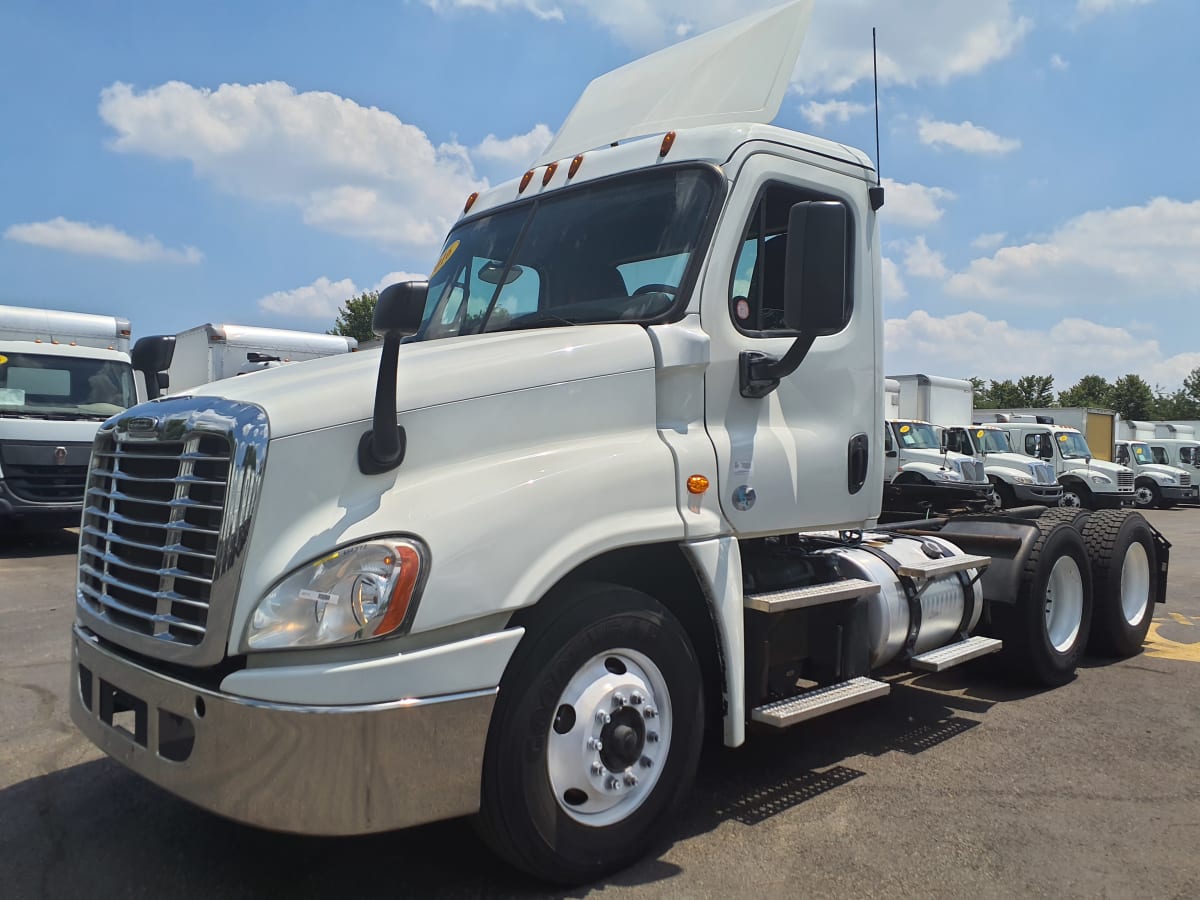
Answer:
[890, 374, 974, 427]
[167, 324, 358, 393]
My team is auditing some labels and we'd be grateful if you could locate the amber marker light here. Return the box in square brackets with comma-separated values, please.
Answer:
[371, 543, 423, 638]
[463, 191, 479, 213]
[542, 162, 559, 186]
[568, 154, 584, 178]
[687, 475, 710, 494]
[519, 170, 535, 192]
[659, 130, 677, 158]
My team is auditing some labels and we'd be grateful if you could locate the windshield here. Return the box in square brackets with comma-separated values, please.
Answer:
[892, 421, 941, 450]
[973, 429, 1012, 454]
[1055, 431, 1092, 460]
[1129, 442, 1155, 465]
[415, 166, 719, 340]
[0, 351, 136, 420]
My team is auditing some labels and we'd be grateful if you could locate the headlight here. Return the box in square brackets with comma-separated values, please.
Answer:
[245, 537, 427, 651]
[1090, 474, 1112, 485]
[1011, 474, 1034, 484]
[1156, 474, 1177, 484]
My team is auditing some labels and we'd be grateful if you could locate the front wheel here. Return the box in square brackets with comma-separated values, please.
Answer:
[1059, 484, 1091, 509]
[1133, 480, 1160, 509]
[476, 583, 704, 884]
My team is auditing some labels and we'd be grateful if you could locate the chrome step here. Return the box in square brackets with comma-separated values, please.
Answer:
[751, 677, 890, 728]
[910, 635, 1003, 672]
[744, 578, 880, 613]
[895, 554, 991, 580]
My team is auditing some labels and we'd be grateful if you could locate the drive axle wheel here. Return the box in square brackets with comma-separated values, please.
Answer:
[476, 582, 703, 884]
[991, 519, 1093, 686]
[1081, 509, 1159, 657]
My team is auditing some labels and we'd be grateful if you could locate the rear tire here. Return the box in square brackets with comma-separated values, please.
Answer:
[475, 582, 704, 884]
[991, 519, 1093, 686]
[1080, 510, 1159, 658]
[1039, 507, 1092, 529]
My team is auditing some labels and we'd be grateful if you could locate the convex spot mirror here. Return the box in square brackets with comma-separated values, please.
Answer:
[375, 281, 430, 337]
[782, 200, 850, 335]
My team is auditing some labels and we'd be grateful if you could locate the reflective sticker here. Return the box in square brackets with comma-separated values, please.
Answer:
[735, 298, 750, 320]
[0, 354, 7, 365]
[732, 485, 757, 511]
[899, 425, 911, 433]
[976, 430, 985, 438]
[430, 240, 460, 278]
[1058, 434, 1069, 442]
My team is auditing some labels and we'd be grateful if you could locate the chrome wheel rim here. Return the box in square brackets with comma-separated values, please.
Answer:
[1119, 541, 1151, 626]
[1059, 491, 1082, 508]
[1134, 486, 1154, 507]
[1044, 554, 1084, 653]
[546, 648, 672, 826]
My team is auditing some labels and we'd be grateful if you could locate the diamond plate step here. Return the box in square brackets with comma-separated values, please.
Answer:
[745, 578, 880, 613]
[895, 554, 991, 580]
[910, 635, 1003, 673]
[751, 677, 890, 728]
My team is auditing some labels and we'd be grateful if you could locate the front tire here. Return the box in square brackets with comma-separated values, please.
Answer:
[1081, 510, 1159, 657]
[1059, 483, 1091, 509]
[1133, 480, 1160, 509]
[476, 583, 704, 884]
[991, 519, 1094, 686]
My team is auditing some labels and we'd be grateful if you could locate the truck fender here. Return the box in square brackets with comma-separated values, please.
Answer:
[933, 519, 1044, 606]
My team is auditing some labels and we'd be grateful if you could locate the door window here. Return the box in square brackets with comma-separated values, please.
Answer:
[1116, 444, 1130, 465]
[1151, 446, 1169, 465]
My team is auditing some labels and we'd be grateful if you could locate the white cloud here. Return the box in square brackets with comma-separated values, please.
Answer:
[257, 276, 357, 318]
[900, 236, 947, 279]
[880, 178, 955, 228]
[971, 231, 1007, 250]
[885, 309, 1198, 389]
[799, 99, 869, 129]
[373, 271, 428, 292]
[99, 80, 486, 251]
[1076, 0, 1154, 21]
[425, 2, 1031, 95]
[947, 197, 1200, 306]
[917, 118, 1020, 155]
[1050, 53, 1069, 71]
[881, 256, 907, 302]
[4, 217, 202, 264]
[473, 123, 554, 168]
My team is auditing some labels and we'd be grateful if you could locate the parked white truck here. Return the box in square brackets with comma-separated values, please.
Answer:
[890, 375, 1061, 509]
[1113, 439, 1195, 508]
[986, 406, 1118, 461]
[0, 304, 144, 527]
[68, 4, 1171, 883]
[132, 323, 358, 399]
[1146, 424, 1200, 492]
[978, 414, 1135, 510]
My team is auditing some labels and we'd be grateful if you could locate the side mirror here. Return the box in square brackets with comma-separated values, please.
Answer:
[783, 200, 849, 334]
[358, 281, 429, 475]
[131, 335, 176, 400]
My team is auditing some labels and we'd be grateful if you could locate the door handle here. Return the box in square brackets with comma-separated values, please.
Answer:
[847, 433, 869, 494]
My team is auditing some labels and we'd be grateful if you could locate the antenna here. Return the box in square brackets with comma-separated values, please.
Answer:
[869, 27, 885, 211]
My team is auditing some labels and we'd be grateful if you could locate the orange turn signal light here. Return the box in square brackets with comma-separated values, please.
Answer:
[687, 475, 710, 495]
[463, 191, 479, 213]
[659, 130, 676, 158]
[372, 543, 423, 638]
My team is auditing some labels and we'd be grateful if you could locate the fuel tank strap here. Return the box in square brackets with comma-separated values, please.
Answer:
[852, 543, 923, 659]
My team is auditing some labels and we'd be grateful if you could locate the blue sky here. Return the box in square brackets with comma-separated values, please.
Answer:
[2, 0, 1197, 390]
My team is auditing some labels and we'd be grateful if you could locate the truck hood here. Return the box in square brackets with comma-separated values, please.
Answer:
[167, 324, 656, 439]
[1073, 458, 1130, 478]
[1137, 463, 1190, 481]
[978, 452, 1039, 473]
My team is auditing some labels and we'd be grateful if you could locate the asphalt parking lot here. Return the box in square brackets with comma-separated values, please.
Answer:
[2, 511, 1198, 900]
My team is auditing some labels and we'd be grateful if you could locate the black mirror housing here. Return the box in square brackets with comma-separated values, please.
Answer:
[375, 281, 429, 337]
[783, 200, 849, 334]
[131, 335, 176, 400]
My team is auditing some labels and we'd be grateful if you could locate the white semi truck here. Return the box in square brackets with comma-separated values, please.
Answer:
[0, 304, 144, 527]
[1113, 439, 1195, 508]
[978, 415, 1135, 510]
[890, 375, 1061, 509]
[132, 323, 358, 399]
[68, 4, 1171, 883]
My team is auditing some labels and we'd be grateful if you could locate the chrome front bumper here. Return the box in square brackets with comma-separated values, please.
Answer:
[70, 626, 496, 835]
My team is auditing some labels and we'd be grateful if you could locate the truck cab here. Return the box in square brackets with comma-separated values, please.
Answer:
[0, 305, 144, 527]
[1145, 438, 1200, 495]
[993, 420, 1134, 509]
[883, 419, 990, 511]
[942, 424, 1062, 508]
[1114, 439, 1196, 508]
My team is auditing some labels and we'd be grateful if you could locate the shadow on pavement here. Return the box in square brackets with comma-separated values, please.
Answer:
[0, 526, 78, 560]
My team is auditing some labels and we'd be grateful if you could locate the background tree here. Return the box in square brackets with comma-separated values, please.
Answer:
[1016, 374, 1055, 406]
[1109, 373, 1155, 421]
[987, 379, 1025, 408]
[1183, 366, 1200, 406]
[968, 376, 993, 408]
[1058, 374, 1113, 409]
[1152, 387, 1200, 420]
[329, 290, 379, 343]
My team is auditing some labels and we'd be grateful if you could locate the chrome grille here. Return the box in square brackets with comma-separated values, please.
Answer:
[1117, 471, 1134, 492]
[958, 459, 986, 483]
[1033, 463, 1056, 485]
[1180, 472, 1191, 488]
[75, 398, 268, 666]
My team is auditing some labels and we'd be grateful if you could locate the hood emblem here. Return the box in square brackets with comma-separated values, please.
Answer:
[54, 446, 68, 466]
[126, 416, 159, 434]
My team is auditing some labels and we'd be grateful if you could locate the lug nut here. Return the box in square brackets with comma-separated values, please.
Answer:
[606, 776, 622, 791]
[624, 772, 638, 787]
[646, 731, 659, 743]
[612, 692, 625, 707]
[640, 756, 653, 769]
[630, 692, 644, 705]
[591, 762, 605, 776]
[595, 711, 610, 725]
[643, 706, 657, 719]
[587, 737, 603, 751]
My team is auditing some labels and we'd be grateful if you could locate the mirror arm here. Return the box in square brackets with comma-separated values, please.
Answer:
[738, 333, 817, 399]
[357, 333, 407, 475]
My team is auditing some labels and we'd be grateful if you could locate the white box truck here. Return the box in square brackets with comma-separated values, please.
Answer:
[0, 304, 145, 527]
[133, 323, 358, 398]
[987, 407, 1119, 462]
[1113, 439, 1196, 508]
[67, 4, 1171, 883]
[890, 375, 1061, 509]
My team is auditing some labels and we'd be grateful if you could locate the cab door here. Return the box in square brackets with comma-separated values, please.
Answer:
[701, 152, 881, 536]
